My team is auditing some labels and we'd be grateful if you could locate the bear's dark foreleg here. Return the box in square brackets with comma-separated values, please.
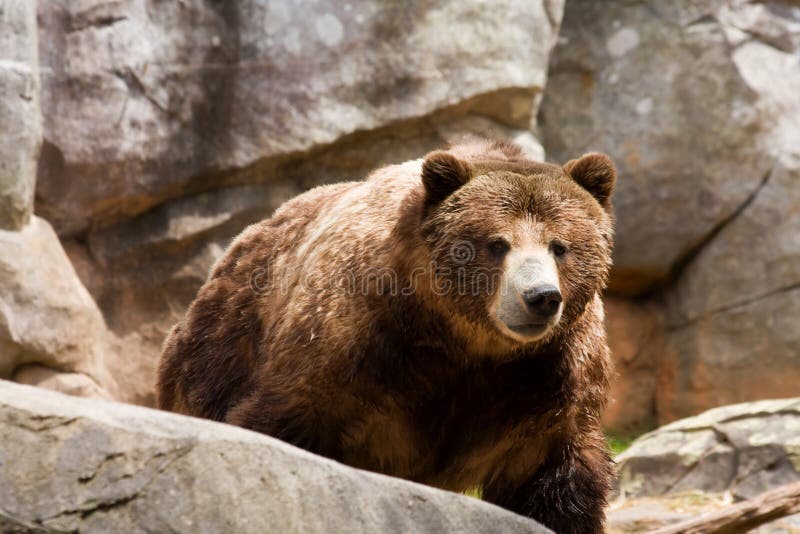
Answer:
[483, 440, 613, 534]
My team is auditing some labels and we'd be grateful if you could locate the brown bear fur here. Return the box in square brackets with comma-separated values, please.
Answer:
[157, 140, 616, 533]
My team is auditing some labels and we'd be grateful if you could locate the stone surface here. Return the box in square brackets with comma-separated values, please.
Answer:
[0, 217, 113, 396]
[660, 21, 800, 420]
[539, 0, 778, 295]
[610, 398, 800, 531]
[658, 286, 800, 425]
[0, 380, 550, 533]
[666, 160, 800, 326]
[602, 297, 663, 434]
[616, 398, 800, 500]
[36, 0, 563, 236]
[13, 364, 110, 400]
[0, 0, 41, 230]
[658, 162, 800, 421]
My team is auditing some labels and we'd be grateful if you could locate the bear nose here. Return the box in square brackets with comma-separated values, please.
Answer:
[522, 285, 562, 318]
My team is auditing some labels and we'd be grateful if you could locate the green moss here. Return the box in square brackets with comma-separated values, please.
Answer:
[607, 434, 634, 455]
[463, 486, 483, 500]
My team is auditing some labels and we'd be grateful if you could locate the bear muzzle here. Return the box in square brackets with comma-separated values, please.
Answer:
[495, 251, 564, 342]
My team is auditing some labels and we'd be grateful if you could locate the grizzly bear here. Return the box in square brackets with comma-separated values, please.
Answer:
[157, 140, 616, 533]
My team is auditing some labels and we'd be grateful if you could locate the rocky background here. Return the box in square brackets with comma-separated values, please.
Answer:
[2, 0, 800, 531]
[1, 0, 799, 445]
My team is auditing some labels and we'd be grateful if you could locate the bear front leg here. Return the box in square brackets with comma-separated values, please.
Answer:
[483, 437, 613, 534]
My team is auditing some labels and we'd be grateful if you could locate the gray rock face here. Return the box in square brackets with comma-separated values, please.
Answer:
[616, 398, 800, 500]
[657, 4, 800, 422]
[662, 4, 800, 327]
[0, 218, 112, 395]
[667, 159, 800, 326]
[0, 0, 41, 230]
[0, 380, 550, 533]
[659, 160, 800, 420]
[539, 0, 776, 295]
[37, 0, 562, 236]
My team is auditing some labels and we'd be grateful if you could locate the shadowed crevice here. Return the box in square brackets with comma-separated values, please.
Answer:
[661, 164, 774, 297]
[668, 281, 800, 331]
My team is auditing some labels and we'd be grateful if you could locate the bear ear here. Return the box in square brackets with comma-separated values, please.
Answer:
[563, 152, 617, 209]
[421, 150, 473, 205]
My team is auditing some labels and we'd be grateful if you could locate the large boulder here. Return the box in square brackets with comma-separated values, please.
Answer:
[0, 217, 114, 397]
[36, 0, 563, 236]
[0, 0, 40, 230]
[660, 29, 800, 420]
[610, 398, 800, 532]
[0, 380, 550, 533]
[616, 398, 800, 500]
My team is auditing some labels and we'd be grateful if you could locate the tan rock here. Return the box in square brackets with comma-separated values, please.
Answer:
[659, 288, 800, 424]
[603, 296, 663, 434]
[0, 217, 116, 396]
[13, 363, 110, 399]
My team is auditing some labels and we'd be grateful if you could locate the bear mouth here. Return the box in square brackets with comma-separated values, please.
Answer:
[506, 322, 550, 339]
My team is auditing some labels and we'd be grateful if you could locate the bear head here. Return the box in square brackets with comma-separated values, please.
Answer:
[418, 141, 616, 355]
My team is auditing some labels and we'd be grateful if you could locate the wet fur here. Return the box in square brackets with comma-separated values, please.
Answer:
[158, 140, 616, 533]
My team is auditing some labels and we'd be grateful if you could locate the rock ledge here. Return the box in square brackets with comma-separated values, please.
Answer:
[0, 380, 549, 533]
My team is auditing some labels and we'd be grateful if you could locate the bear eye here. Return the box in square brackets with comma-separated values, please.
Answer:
[488, 237, 510, 257]
[550, 241, 569, 258]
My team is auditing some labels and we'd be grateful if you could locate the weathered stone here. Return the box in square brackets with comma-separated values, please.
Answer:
[664, 7, 800, 318]
[666, 160, 800, 326]
[0, 218, 114, 395]
[603, 297, 663, 434]
[610, 395, 800, 533]
[658, 288, 800, 425]
[616, 398, 800, 500]
[0, 0, 41, 230]
[12, 364, 109, 399]
[539, 0, 776, 295]
[0, 380, 550, 533]
[36, 0, 563, 236]
[657, 152, 800, 419]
